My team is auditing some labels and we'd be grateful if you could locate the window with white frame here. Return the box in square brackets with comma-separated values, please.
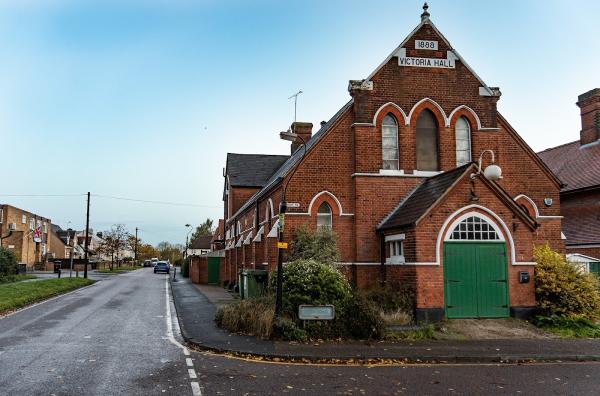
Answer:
[0, 208, 3, 223]
[455, 116, 471, 166]
[22, 214, 27, 224]
[386, 234, 405, 263]
[42, 243, 47, 255]
[43, 222, 48, 233]
[449, 216, 500, 240]
[382, 114, 399, 170]
[36, 219, 41, 229]
[390, 240, 403, 258]
[316, 202, 332, 230]
[29, 218, 35, 230]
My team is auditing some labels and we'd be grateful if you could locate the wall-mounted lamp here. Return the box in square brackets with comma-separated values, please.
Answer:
[471, 149, 502, 182]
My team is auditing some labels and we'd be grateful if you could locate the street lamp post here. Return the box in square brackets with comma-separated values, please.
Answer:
[184, 224, 192, 262]
[274, 129, 307, 324]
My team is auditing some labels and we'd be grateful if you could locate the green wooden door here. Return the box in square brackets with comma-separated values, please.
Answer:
[208, 257, 220, 285]
[444, 242, 509, 318]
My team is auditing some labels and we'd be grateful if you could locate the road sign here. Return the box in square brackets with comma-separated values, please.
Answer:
[298, 305, 335, 320]
[277, 242, 288, 249]
[287, 202, 300, 208]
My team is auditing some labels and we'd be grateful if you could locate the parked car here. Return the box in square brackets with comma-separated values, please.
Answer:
[143, 260, 153, 267]
[154, 261, 170, 274]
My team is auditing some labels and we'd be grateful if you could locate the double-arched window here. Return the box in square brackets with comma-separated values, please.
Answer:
[316, 202, 332, 230]
[382, 114, 399, 170]
[416, 110, 439, 171]
[455, 117, 472, 166]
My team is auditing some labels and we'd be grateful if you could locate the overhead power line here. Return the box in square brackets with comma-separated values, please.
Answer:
[0, 194, 86, 197]
[92, 194, 220, 208]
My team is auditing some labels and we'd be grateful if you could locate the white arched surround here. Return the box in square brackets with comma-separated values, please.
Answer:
[286, 190, 354, 217]
[513, 194, 540, 218]
[267, 198, 275, 219]
[408, 97, 449, 127]
[372, 102, 409, 126]
[443, 211, 505, 242]
[404, 204, 536, 266]
[448, 105, 482, 130]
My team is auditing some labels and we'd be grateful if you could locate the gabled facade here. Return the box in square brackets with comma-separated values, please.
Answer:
[220, 5, 563, 321]
[539, 88, 600, 263]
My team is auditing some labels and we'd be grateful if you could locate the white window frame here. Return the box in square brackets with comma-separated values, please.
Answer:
[29, 218, 35, 230]
[43, 222, 48, 233]
[455, 116, 472, 167]
[0, 208, 3, 224]
[22, 214, 27, 224]
[445, 213, 504, 242]
[385, 233, 405, 264]
[381, 114, 400, 170]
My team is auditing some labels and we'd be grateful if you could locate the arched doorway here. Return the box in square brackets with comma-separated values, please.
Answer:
[443, 213, 509, 318]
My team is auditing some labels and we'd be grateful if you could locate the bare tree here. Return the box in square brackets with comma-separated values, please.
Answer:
[97, 224, 131, 270]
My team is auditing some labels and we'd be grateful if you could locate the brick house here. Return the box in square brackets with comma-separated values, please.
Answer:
[538, 88, 600, 274]
[0, 204, 52, 269]
[220, 5, 563, 321]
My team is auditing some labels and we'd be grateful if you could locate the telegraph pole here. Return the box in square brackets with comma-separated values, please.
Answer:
[83, 192, 90, 279]
[134, 227, 138, 265]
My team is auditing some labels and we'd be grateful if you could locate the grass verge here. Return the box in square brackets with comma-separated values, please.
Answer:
[0, 277, 94, 315]
[532, 315, 600, 338]
[97, 265, 141, 274]
[0, 274, 37, 284]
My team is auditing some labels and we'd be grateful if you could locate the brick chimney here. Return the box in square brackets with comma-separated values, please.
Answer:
[291, 122, 312, 154]
[577, 88, 600, 145]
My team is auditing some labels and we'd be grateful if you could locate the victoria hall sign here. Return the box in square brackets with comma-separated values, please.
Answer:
[396, 44, 457, 69]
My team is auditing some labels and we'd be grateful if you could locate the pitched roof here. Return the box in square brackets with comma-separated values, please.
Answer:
[537, 140, 600, 192]
[189, 235, 212, 250]
[563, 205, 600, 246]
[226, 154, 289, 188]
[227, 100, 353, 223]
[378, 164, 472, 230]
[212, 219, 224, 242]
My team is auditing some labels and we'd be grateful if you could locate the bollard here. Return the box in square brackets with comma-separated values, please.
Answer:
[58, 269, 61, 278]
[173, 266, 176, 281]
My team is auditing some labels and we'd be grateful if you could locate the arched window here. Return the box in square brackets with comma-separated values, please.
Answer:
[449, 216, 500, 241]
[382, 114, 399, 170]
[316, 202, 332, 230]
[455, 117, 471, 167]
[416, 110, 439, 171]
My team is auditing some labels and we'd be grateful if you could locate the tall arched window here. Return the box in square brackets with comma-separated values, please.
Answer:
[455, 117, 471, 167]
[416, 110, 439, 171]
[382, 114, 399, 170]
[316, 202, 332, 230]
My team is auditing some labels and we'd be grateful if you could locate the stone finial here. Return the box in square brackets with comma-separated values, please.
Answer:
[421, 2, 430, 22]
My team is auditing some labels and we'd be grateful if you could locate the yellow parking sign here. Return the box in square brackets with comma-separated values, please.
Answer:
[277, 242, 288, 249]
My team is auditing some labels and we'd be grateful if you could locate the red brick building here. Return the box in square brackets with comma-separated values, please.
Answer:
[538, 88, 600, 264]
[220, 5, 563, 321]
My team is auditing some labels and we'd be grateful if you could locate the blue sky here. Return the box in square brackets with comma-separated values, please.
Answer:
[1, 0, 599, 245]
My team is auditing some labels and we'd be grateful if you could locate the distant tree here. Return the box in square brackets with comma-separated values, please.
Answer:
[97, 224, 131, 270]
[156, 241, 184, 263]
[190, 219, 215, 243]
[137, 243, 159, 262]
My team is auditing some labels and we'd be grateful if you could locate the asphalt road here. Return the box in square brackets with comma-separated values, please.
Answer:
[1, 269, 599, 395]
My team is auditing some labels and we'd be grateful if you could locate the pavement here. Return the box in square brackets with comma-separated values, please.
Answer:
[171, 274, 600, 364]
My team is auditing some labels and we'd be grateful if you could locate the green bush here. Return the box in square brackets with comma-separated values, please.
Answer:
[534, 244, 600, 318]
[181, 258, 189, 278]
[269, 259, 351, 318]
[0, 247, 18, 278]
[269, 259, 385, 340]
[288, 226, 340, 265]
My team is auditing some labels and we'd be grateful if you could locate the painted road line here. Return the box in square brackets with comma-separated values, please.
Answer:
[191, 382, 202, 396]
[165, 276, 202, 396]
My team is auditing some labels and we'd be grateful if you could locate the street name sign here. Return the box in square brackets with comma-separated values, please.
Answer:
[298, 305, 335, 320]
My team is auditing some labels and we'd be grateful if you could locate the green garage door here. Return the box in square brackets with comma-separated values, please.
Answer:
[207, 257, 220, 285]
[444, 242, 509, 318]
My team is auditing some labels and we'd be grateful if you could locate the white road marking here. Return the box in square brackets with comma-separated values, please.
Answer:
[186, 358, 193, 367]
[164, 276, 202, 396]
[191, 382, 202, 396]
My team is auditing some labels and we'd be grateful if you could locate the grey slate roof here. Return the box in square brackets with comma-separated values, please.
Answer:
[226, 154, 290, 188]
[378, 164, 472, 231]
[228, 99, 354, 223]
[189, 235, 212, 250]
[537, 140, 600, 192]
